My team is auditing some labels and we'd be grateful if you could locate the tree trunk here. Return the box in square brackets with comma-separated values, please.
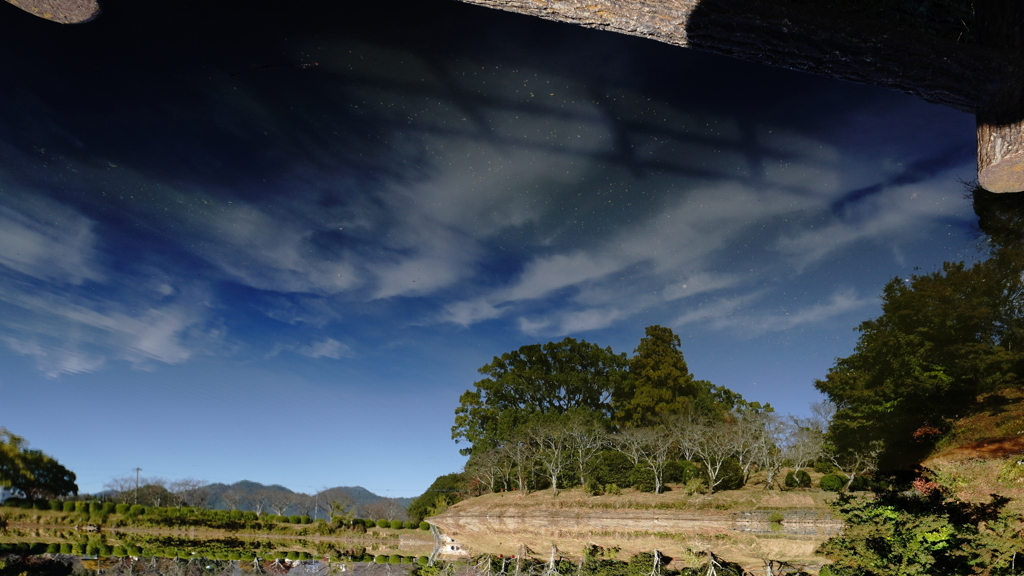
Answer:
[4, 0, 98, 23]
[976, 0, 1024, 192]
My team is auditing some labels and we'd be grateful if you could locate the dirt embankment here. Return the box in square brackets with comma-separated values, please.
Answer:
[429, 488, 842, 571]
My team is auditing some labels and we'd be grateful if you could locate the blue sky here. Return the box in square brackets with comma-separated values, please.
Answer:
[0, 0, 980, 497]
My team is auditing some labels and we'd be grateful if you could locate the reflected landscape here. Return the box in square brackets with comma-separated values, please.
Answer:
[3, 0, 1024, 574]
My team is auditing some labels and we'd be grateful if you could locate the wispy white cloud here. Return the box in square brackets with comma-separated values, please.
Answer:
[0, 192, 103, 285]
[775, 169, 967, 269]
[673, 289, 870, 337]
[299, 338, 353, 359]
[268, 337, 354, 359]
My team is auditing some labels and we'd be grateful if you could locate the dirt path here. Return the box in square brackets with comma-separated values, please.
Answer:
[924, 435, 1024, 466]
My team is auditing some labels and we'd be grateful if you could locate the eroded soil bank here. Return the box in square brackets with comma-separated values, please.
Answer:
[429, 488, 843, 572]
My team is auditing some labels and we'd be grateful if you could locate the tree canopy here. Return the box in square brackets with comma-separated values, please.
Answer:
[816, 187, 1024, 467]
[614, 325, 726, 427]
[451, 337, 627, 455]
[0, 428, 78, 500]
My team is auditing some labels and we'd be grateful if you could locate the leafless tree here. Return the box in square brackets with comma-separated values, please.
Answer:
[220, 489, 242, 511]
[752, 413, 790, 490]
[465, 449, 501, 493]
[362, 497, 408, 521]
[291, 493, 316, 517]
[635, 425, 675, 494]
[317, 487, 356, 521]
[169, 478, 209, 509]
[827, 441, 883, 491]
[529, 423, 572, 496]
[666, 412, 703, 461]
[689, 420, 738, 492]
[249, 489, 274, 516]
[786, 421, 825, 471]
[609, 427, 647, 465]
[492, 446, 516, 492]
[731, 411, 771, 485]
[501, 434, 537, 494]
[564, 416, 606, 487]
[262, 490, 294, 516]
[104, 476, 137, 504]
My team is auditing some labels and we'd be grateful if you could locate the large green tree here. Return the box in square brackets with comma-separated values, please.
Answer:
[817, 188, 1024, 467]
[0, 428, 77, 500]
[452, 337, 627, 455]
[614, 325, 726, 427]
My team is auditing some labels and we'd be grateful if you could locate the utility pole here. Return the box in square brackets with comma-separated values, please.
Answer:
[134, 468, 141, 505]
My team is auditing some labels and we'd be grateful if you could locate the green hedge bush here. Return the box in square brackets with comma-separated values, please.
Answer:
[63, 501, 76, 513]
[376, 519, 389, 528]
[48, 500, 62, 511]
[390, 520, 403, 529]
[820, 474, 845, 492]
[419, 521, 430, 530]
[592, 450, 634, 488]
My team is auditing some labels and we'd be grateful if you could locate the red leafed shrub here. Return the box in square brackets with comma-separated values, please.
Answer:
[911, 477, 941, 496]
[913, 426, 942, 441]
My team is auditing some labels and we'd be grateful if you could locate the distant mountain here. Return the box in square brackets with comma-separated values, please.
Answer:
[203, 481, 411, 519]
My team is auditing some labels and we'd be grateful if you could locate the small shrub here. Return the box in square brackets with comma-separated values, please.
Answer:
[795, 469, 812, 488]
[63, 501, 76, 513]
[102, 502, 116, 513]
[418, 556, 429, 565]
[714, 458, 745, 491]
[115, 504, 129, 514]
[388, 554, 401, 564]
[586, 479, 604, 496]
[680, 476, 707, 495]
[629, 465, 656, 492]
[375, 555, 387, 564]
[46, 543, 60, 554]
[604, 483, 622, 496]
[129, 504, 146, 516]
[768, 511, 785, 523]
[60, 543, 72, 554]
[390, 519, 403, 530]
[288, 515, 301, 524]
[419, 521, 430, 530]
[592, 450, 634, 488]
[819, 474, 845, 492]
[376, 519, 389, 528]
[403, 520, 416, 529]
[785, 471, 798, 488]
[48, 500, 62, 511]
[113, 546, 126, 557]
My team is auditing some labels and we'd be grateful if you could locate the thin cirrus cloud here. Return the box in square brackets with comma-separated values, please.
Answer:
[0, 192, 220, 376]
[268, 338, 354, 359]
[0, 193, 104, 286]
[774, 168, 969, 269]
[673, 289, 870, 337]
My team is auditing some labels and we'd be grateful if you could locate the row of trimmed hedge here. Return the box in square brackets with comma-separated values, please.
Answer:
[366, 519, 429, 530]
